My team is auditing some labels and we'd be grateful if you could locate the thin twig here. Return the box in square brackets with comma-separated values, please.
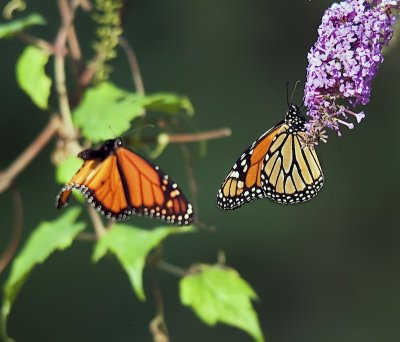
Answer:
[87, 206, 107, 237]
[16, 32, 54, 53]
[66, 18, 82, 70]
[54, 0, 79, 139]
[180, 144, 199, 216]
[64, 0, 85, 102]
[0, 116, 61, 194]
[132, 127, 232, 146]
[79, 54, 102, 86]
[0, 188, 23, 274]
[167, 127, 232, 143]
[157, 260, 187, 277]
[150, 266, 170, 342]
[67, 24, 84, 99]
[76, 232, 98, 241]
[119, 36, 145, 95]
[149, 315, 169, 342]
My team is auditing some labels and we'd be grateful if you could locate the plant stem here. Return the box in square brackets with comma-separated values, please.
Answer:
[16, 32, 54, 53]
[119, 37, 145, 95]
[87, 206, 107, 237]
[167, 127, 232, 143]
[157, 260, 187, 277]
[55, 54, 75, 138]
[79, 55, 101, 86]
[180, 144, 199, 215]
[0, 188, 23, 274]
[149, 314, 170, 342]
[54, 0, 78, 140]
[65, 0, 89, 102]
[149, 265, 170, 342]
[76, 232, 98, 241]
[0, 116, 61, 194]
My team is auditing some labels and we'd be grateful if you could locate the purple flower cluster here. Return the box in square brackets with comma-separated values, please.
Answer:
[304, 0, 398, 145]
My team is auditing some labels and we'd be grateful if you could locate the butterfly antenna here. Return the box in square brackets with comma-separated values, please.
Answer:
[108, 125, 116, 137]
[286, 81, 290, 107]
[120, 124, 155, 138]
[290, 80, 302, 104]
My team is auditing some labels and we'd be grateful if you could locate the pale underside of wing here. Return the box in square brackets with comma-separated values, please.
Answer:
[261, 126, 324, 204]
[217, 124, 282, 210]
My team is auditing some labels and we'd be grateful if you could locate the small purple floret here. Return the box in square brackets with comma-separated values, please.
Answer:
[304, 0, 398, 145]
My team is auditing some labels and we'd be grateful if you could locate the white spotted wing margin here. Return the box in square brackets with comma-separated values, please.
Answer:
[217, 122, 284, 210]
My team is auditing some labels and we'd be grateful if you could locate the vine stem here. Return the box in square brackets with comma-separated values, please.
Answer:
[119, 37, 145, 95]
[55, 55, 75, 138]
[149, 268, 170, 342]
[79, 54, 102, 86]
[167, 127, 232, 143]
[0, 188, 23, 274]
[16, 32, 54, 53]
[76, 232, 98, 241]
[157, 260, 187, 277]
[65, 0, 92, 102]
[180, 144, 199, 215]
[0, 115, 61, 194]
[54, 0, 79, 140]
[149, 314, 169, 342]
[87, 207, 107, 237]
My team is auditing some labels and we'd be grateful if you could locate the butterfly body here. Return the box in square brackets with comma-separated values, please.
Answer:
[56, 138, 194, 225]
[217, 104, 324, 210]
[77, 138, 121, 161]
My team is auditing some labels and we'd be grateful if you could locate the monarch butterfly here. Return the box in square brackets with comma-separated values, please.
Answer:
[56, 138, 194, 225]
[217, 103, 324, 210]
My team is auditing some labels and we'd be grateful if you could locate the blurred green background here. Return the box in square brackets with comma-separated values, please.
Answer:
[1, 1, 400, 341]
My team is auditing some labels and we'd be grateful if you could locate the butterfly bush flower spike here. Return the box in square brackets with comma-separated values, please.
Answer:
[304, 0, 399, 145]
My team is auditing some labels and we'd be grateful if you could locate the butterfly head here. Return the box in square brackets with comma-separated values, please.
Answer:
[286, 103, 306, 131]
[100, 138, 123, 154]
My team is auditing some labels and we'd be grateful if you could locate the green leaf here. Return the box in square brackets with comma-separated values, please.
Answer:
[73, 83, 195, 142]
[93, 224, 194, 300]
[16, 46, 52, 110]
[180, 264, 264, 342]
[55, 155, 82, 184]
[54, 156, 85, 203]
[73, 82, 145, 142]
[1, 208, 85, 342]
[0, 13, 46, 39]
[143, 93, 194, 116]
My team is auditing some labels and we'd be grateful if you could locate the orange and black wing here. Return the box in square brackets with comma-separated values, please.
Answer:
[116, 147, 194, 225]
[56, 155, 130, 220]
[217, 123, 283, 210]
[261, 126, 324, 204]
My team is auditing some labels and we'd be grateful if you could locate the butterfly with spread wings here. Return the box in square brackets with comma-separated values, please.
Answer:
[56, 138, 194, 225]
[217, 103, 324, 210]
